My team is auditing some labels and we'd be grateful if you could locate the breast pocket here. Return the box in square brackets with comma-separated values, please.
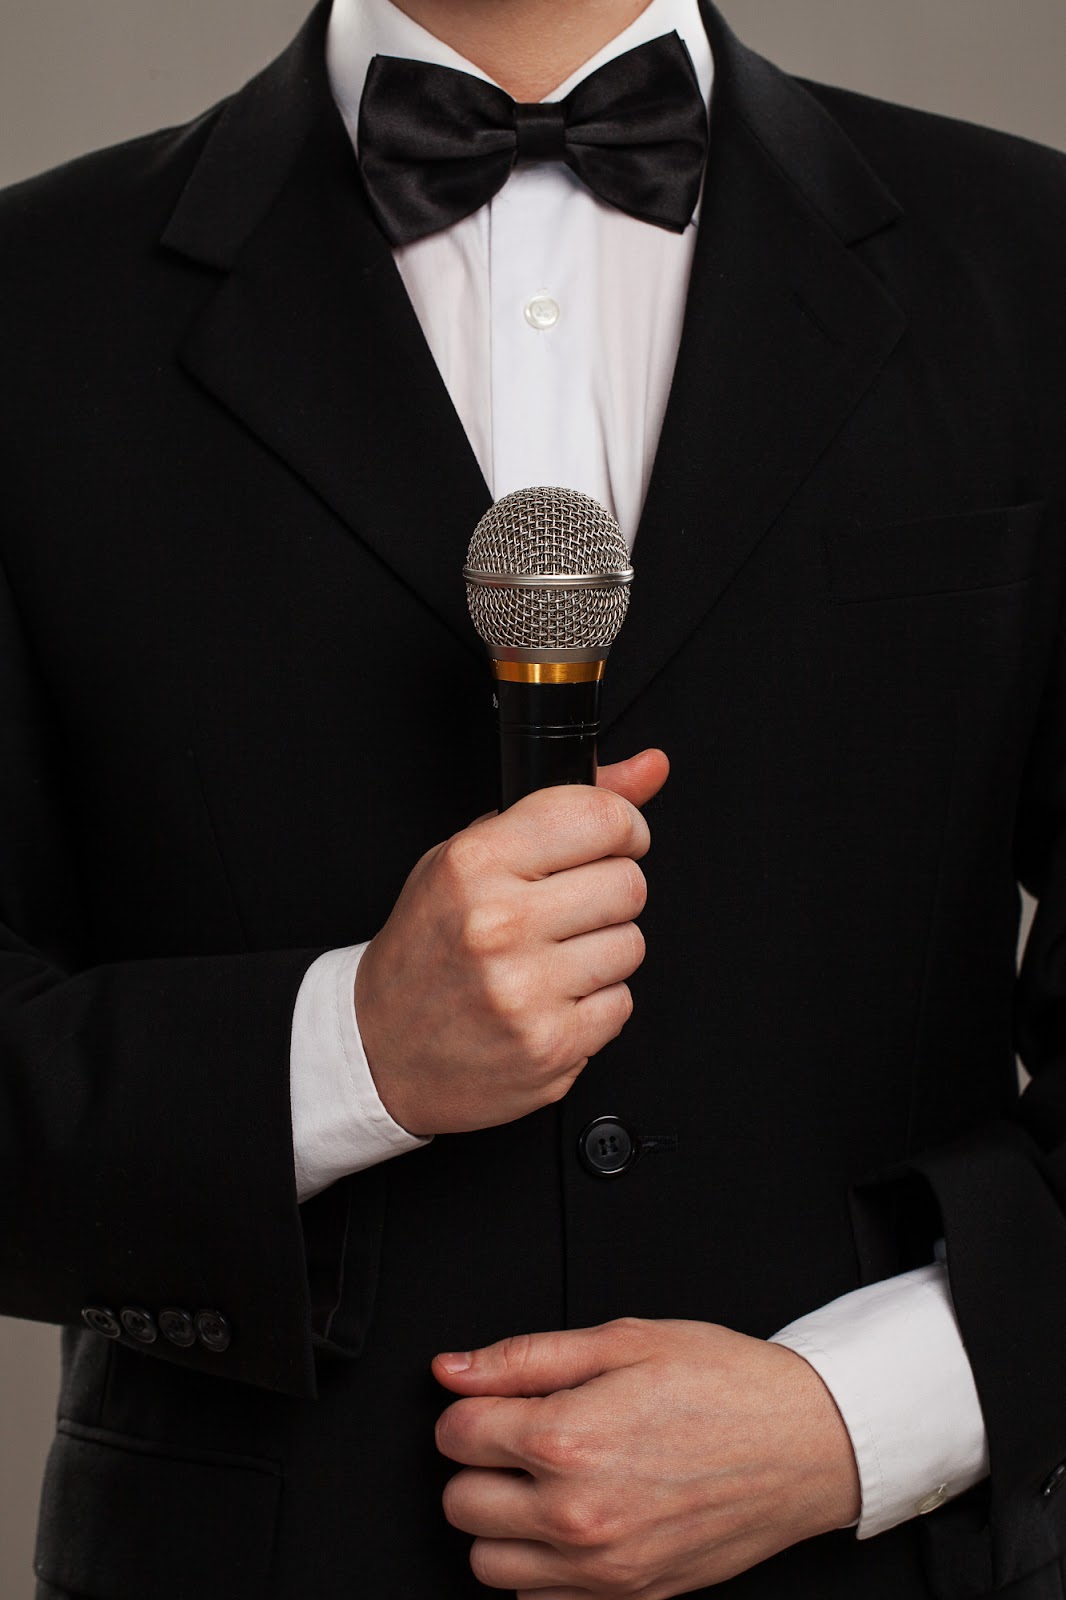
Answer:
[823, 500, 1046, 603]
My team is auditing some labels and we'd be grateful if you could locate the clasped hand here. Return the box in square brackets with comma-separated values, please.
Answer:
[433, 1317, 861, 1598]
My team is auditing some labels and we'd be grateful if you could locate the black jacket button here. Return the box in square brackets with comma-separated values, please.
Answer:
[195, 1309, 232, 1353]
[159, 1308, 197, 1349]
[120, 1306, 158, 1344]
[1042, 1462, 1066, 1498]
[578, 1116, 636, 1177]
[81, 1306, 121, 1340]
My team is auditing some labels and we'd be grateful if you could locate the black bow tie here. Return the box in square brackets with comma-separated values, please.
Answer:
[357, 33, 709, 247]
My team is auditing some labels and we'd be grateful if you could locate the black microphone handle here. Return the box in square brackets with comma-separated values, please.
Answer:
[495, 676, 602, 810]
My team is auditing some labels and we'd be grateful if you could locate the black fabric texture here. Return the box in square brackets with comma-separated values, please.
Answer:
[34, 1421, 282, 1600]
[1, 0, 1066, 1594]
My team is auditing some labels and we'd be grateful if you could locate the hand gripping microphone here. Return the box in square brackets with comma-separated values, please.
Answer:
[464, 487, 634, 809]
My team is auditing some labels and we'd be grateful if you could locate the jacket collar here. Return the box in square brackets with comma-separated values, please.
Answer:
[163, 0, 906, 721]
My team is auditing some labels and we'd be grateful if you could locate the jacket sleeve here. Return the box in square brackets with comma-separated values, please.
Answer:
[852, 534, 1066, 1596]
[0, 557, 371, 1400]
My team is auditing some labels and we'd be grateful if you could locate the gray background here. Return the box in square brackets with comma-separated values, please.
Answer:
[0, 1, 1062, 1595]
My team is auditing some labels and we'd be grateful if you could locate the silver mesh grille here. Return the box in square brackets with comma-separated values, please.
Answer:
[465, 488, 632, 652]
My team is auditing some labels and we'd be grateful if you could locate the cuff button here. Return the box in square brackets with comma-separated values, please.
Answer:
[915, 1486, 948, 1516]
[195, 1310, 232, 1353]
[159, 1308, 197, 1349]
[120, 1307, 158, 1344]
[81, 1306, 121, 1340]
[1041, 1463, 1066, 1499]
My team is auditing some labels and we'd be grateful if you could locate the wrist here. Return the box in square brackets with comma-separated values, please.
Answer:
[353, 941, 424, 1137]
[770, 1342, 862, 1532]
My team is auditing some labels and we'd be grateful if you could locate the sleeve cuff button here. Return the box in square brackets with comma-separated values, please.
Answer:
[81, 1306, 121, 1340]
[194, 1310, 232, 1353]
[119, 1307, 158, 1344]
[915, 1486, 948, 1516]
[159, 1308, 197, 1348]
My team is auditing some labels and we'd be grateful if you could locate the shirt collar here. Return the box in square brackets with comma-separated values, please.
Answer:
[326, 0, 714, 222]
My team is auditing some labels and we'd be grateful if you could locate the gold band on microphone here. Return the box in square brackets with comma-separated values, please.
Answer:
[491, 658, 606, 685]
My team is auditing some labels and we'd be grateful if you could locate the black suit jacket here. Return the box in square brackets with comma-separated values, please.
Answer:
[4, 3, 1066, 1596]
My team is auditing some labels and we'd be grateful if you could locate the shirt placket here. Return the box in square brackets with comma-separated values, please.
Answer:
[488, 165, 579, 501]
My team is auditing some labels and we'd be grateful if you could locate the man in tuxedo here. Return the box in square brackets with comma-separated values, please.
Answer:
[3, 0, 1066, 1595]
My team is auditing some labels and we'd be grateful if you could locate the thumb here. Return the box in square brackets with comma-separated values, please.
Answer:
[432, 1323, 639, 1397]
[596, 747, 669, 810]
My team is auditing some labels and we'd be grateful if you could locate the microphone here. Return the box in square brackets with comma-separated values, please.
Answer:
[464, 487, 634, 809]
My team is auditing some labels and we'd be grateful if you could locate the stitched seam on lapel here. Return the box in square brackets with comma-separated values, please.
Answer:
[731, 104, 898, 251]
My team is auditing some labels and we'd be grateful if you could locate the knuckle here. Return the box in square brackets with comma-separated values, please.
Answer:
[434, 1401, 472, 1459]
[433, 1409, 456, 1457]
[526, 1018, 563, 1074]
[460, 900, 516, 959]
[469, 1540, 496, 1586]
[587, 1551, 645, 1594]
[526, 1423, 592, 1475]
[585, 988, 632, 1059]
[621, 857, 648, 914]
[588, 987, 632, 1053]
[438, 830, 479, 883]
[598, 1316, 650, 1359]
[543, 1064, 583, 1105]
[623, 921, 646, 971]
[612, 984, 635, 1033]
[484, 968, 529, 1029]
[532, 784, 591, 843]
[551, 1495, 609, 1548]
[497, 1332, 538, 1377]
[440, 1474, 466, 1529]
[550, 1497, 592, 1548]
[608, 1313, 649, 1338]
[589, 786, 633, 845]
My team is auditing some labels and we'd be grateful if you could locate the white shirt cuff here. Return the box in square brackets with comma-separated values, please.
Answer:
[289, 943, 432, 1202]
[770, 1260, 989, 1538]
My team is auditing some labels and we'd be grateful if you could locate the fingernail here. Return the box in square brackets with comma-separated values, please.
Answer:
[437, 1351, 472, 1373]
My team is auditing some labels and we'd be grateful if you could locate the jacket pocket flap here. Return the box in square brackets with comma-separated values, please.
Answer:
[35, 1420, 281, 1600]
[824, 500, 1046, 602]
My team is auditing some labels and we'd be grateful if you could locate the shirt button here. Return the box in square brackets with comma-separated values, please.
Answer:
[915, 1485, 948, 1515]
[578, 1116, 637, 1178]
[524, 294, 560, 330]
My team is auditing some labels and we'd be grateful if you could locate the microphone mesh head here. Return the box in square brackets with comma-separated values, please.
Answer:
[465, 488, 632, 652]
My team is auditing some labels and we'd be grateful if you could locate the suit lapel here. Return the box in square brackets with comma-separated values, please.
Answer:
[604, 3, 907, 727]
[162, 0, 907, 700]
[163, 0, 491, 657]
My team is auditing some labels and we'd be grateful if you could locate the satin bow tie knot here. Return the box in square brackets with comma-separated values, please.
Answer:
[357, 32, 709, 247]
[513, 103, 568, 164]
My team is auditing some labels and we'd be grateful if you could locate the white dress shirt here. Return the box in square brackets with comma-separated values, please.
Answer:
[286, 0, 990, 1540]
